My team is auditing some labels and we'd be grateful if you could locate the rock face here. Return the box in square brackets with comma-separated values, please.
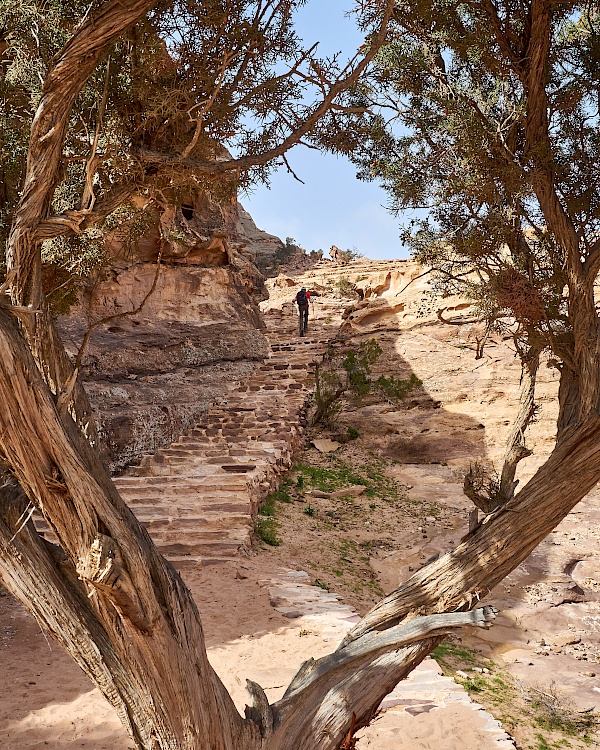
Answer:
[59, 191, 283, 472]
[232, 203, 286, 275]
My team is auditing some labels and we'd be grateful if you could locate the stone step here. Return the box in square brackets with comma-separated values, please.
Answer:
[149, 527, 249, 543]
[142, 514, 250, 531]
[127, 502, 253, 517]
[164, 555, 236, 570]
[156, 537, 248, 557]
[117, 490, 249, 506]
[100, 301, 345, 570]
[116, 474, 251, 488]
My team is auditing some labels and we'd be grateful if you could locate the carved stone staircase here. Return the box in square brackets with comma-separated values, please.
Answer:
[34, 308, 338, 568]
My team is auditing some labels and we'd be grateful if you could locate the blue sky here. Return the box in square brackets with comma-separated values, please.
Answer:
[242, 2, 410, 261]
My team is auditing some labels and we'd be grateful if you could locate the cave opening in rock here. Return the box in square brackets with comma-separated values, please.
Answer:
[181, 204, 194, 220]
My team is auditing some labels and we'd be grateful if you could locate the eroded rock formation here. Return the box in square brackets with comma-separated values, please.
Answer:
[59, 192, 283, 471]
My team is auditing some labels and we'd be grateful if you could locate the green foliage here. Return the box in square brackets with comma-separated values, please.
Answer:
[0, 0, 386, 306]
[258, 236, 302, 275]
[254, 516, 280, 546]
[254, 491, 287, 545]
[432, 639, 598, 748]
[344, 338, 382, 388]
[304, 505, 316, 517]
[376, 373, 422, 401]
[431, 641, 481, 668]
[260, 494, 278, 517]
[295, 461, 366, 493]
[334, 276, 356, 296]
[295, 455, 405, 503]
[529, 684, 598, 740]
[343, 247, 364, 262]
[337, 0, 600, 364]
[312, 339, 418, 426]
[347, 427, 360, 439]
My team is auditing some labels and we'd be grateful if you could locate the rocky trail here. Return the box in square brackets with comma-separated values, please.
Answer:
[112, 310, 336, 567]
[35, 308, 335, 567]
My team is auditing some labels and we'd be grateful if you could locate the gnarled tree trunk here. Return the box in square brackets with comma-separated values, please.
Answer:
[3, 285, 600, 748]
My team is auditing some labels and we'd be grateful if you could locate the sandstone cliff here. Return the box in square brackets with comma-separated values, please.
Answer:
[59, 191, 283, 472]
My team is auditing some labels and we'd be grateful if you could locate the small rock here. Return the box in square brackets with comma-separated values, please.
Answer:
[235, 570, 248, 580]
[582, 671, 597, 677]
[311, 439, 341, 453]
[554, 633, 582, 647]
[456, 670, 469, 679]
[330, 485, 367, 499]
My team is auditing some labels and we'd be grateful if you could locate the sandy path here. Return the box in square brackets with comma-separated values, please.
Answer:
[0, 558, 515, 750]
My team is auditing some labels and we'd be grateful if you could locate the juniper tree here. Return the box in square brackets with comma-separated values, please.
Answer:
[329, 0, 600, 644]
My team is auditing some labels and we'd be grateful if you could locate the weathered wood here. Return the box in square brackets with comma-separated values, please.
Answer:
[264, 607, 498, 750]
[3, 1, 600, 749]
[0, 473, 143, 744]
[499, 345, 540, 502]
[284, 607, 497, 701]
[5, 0, 156, 435]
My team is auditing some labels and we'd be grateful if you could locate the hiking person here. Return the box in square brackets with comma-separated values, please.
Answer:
[294, 287, 311, 335]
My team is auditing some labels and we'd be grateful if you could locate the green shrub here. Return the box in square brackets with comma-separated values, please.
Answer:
[254, 492, 286, 545]
[312, 339, 382, 426]
[376, 373, 422, 401]
[254, 516, 280, 546]
[335, 276, 356, 296]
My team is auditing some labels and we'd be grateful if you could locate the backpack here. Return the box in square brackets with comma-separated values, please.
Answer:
[296, 290, 308, 306]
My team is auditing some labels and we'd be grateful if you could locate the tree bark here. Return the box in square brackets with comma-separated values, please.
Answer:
[5, 0, 156, 435]
[265, 607, 498, 750]
[498, 344, 540, 502]
[4, 2, 600, 748]
[519, 0, 600, 436]
[0, 472, 146, 744]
